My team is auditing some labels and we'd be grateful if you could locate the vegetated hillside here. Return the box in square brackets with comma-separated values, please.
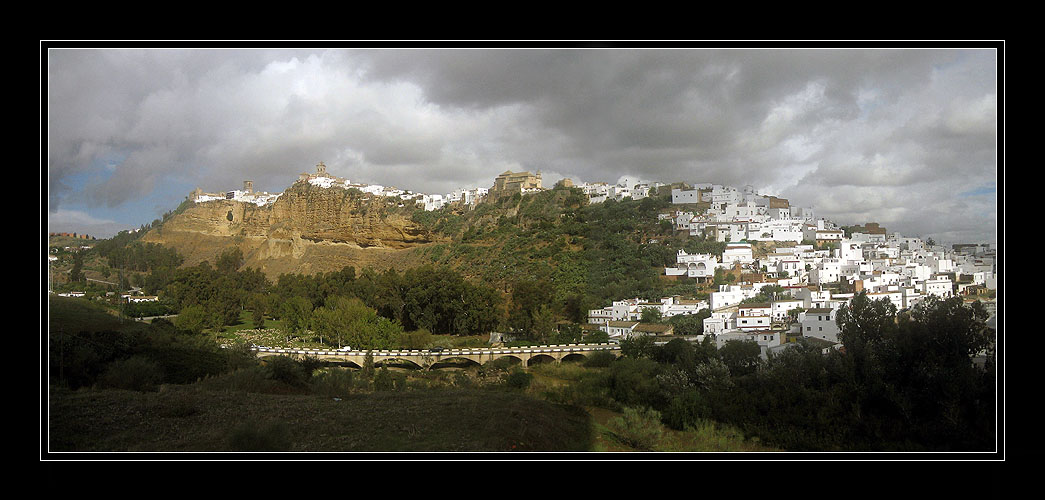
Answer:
[135, 182, 737, 313]
[404, 185, 719, 313]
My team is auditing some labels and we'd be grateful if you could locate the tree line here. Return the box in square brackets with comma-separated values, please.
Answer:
[588, 292, 996, 451]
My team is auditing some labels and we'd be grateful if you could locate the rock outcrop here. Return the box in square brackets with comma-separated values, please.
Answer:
[141, 183, 441, 279]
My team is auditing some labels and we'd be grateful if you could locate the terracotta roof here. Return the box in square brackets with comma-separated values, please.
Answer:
[634, 323, 673, 333]
[739, 303, 771, 309]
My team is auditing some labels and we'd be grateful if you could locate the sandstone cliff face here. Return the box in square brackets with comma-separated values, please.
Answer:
[141, 183, 441, 278]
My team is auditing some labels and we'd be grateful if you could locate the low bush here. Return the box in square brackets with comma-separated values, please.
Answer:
[95, 356, 164, 392]
[583, 350, 617, 368]
[608, 406, 665, 451]
[196, 367, 299, 394]
[262, 356, 308, 387]
[373, 367, 406, 391]
[310, 368, 355, 397]
[505, 368, 533, 390]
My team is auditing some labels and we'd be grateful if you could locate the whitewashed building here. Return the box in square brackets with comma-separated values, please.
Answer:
[800, 307, 840, 342]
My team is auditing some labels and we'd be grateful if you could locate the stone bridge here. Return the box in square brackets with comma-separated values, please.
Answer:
[252, 343, 621, 370]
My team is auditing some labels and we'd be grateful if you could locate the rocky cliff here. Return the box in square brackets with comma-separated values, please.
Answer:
[141, 183, 443, 279]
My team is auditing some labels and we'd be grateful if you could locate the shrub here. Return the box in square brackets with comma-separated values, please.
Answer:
[262, 356, 308, 387]
[96, 356, 164, 392]
[452, 371, 475, 388]
[481, 357, 519, 376]
[608, 406, 665, 451]
[505, 368, 533, 390]
[224, 341, 258, 372]
[583, 350, 617, 368]
[197, 367, 292, 394]
[310, 368, 355, 397]
[298, 355, 324, 382]
[662, 389, 710, 431]
[373, 366, 395, 391]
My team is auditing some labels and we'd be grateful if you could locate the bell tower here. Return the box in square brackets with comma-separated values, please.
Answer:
[316, 161, 327, 176]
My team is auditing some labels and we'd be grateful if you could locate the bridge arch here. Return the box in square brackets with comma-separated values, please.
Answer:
[527, 354, 557, 367]
[429, 356, 483, 370]
[561, 352, 588, 363]
[373, 356, 424, 370]
[483, 355, 523, 367]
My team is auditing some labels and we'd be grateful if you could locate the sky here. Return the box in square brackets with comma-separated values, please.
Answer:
[45, 46, 1000, 246]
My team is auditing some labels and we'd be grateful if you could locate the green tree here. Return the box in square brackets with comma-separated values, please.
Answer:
[531, 304, 556, 343]
[585, 330, 610, 344]
[718, 340, 762, 377]
[398, 328, 432, 349]
[248, 293, 269, 329]
[553, 323, 583, 344]
[667, 309, 710, 335]
[509, 278, 552, 335]
[208, 276, 244, 327]
[836, 291, 898, 384]
[68, 250, 85, 283]
[313, 296, 403, 350]
[281, 296, 313, 342]
[175, 304, 211, 335]
[640, 308, 663, 323]
[216, 247, 244, 274]
[620, 334, 657, 359]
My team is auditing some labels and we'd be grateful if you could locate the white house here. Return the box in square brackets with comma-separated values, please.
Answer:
[715, 331, 784, 357]
[810, 259, 842, 285]
[662, 297, 708, 317]
[665, 250, 719, 278]
[800, 307, 840, 342]
[722, 243, 754, 266]
[921, 277, 954, 298]
[710, 285, 759, 310]
[736, 303, 772, 331]
[671, 188, 703, 204]
[796, 287, 834, 309]
[771, 299, 804, 322]
[600, 321, 640, 340]
[701, 310, 734, 335]
[865, 290, 904, 310]
[588, 308, 614, 325]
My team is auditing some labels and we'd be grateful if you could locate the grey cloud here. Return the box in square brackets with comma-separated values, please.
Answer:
[47, 47, 998, 244]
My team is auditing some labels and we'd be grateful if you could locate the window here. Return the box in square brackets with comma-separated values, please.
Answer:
[819, 327, 823, 331]
[807, 327, 811, 331]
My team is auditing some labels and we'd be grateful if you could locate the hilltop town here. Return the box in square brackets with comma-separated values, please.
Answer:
[183, 161, 998, 359]
[588, 184, 997, 357]
[189, 161, 673, 211]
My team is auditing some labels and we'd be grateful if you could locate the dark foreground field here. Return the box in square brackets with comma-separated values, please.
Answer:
[47, 385, 593, 453]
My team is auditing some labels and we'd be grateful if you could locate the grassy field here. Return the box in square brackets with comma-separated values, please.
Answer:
[46, 296, 780, 453]
[47, 384, 593, 453]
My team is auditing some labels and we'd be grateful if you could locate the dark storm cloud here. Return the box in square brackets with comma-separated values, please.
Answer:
[47, 47, 998, 243]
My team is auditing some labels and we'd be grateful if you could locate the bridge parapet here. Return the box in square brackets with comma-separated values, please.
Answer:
[251, 343, 621, 369]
